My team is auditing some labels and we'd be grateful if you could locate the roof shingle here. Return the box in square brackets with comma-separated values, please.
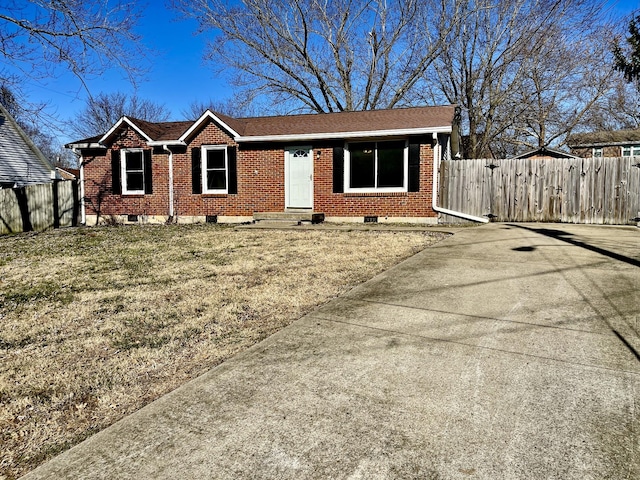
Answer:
[226, 105, 456, 137]
[127, 118, 194, 141]
[568, 128, 640, 147]
[69, 104, 456, 145]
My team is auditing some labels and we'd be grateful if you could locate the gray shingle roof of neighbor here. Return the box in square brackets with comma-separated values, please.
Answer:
[512, 147, 580, 159]
[68, 105, 458, 145]
[567, 128, 640, 147]
[0, 103, 53, 187]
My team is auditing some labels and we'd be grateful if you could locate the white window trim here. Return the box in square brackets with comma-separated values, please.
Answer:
[344, 140, 408, 193]
[622, 145, 640, 157]
[120, 148, 145, 195]
[201, 145, 229, 194]
[592, 147, 602, 158]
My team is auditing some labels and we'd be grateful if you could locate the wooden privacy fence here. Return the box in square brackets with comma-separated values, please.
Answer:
[0, 180, 80, 234]
[439, 157, 640, 224]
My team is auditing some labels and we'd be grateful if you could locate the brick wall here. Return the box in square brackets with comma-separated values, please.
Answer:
[172, 120, 285, 218]
[571, 146, 622, 158]
[313, 143, 435, 218]
[82, 128, 168, 218]
[83, 119, 438, 221]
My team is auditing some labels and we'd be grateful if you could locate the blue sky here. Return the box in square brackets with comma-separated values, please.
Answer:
[17, 2, 226, 140]
[9, 0, 640, 143]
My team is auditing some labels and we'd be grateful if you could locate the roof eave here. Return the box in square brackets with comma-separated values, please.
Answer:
[513, 147, 580, 159]
[236, 126, 452, 143]
[147, 140, 187, 147]
[66, 142, 106, 150]
[178, 110, 242, 142]
[99, 116, 153, 144]
[568, 140, 639, 148]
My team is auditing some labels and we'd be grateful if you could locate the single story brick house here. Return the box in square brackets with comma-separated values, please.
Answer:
[67, 104, 475, 225]
[568, 128, 640, 158]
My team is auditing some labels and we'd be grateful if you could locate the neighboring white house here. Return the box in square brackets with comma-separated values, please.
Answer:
[0, 102, 54, 188]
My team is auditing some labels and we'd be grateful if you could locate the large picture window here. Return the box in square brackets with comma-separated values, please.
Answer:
[120, 149, 145, 195]
[345, 140, 407, 192]
[202, 146, 228, 194]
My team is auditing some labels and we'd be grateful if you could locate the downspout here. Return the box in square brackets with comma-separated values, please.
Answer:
[163, 145, 174, 219]
[431, 132, 489, 223]
[72, 147, 86, 225]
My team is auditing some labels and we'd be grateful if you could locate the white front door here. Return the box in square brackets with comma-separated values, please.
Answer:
[285, 146, 313, 209]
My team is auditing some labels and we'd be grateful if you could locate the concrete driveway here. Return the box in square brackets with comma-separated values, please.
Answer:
[23, 223, 639, 479]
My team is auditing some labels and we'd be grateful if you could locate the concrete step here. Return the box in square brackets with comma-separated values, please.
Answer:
[253, 212, 325, 224]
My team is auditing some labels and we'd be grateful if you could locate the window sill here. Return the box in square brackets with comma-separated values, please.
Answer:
[342, 191, 408, 197]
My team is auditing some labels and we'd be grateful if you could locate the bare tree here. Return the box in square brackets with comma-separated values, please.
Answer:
[180, 95, 260, 120]
[176, 0, 630, 156]
[173, 0, 460, 113]
[581, 79, 640, 131]
[1, 1, 147, 162]
[0, 0, 144, 92]
[67, 92, 171, 138]
[498, 24, 617, 155]
[422, 0, 616, 158]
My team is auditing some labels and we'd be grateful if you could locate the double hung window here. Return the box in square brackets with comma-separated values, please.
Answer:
[120, 149, 145, 195]
[202, 146, 228, 194]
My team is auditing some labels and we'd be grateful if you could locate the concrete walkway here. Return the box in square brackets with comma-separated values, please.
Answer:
[24, 223, 639, 479]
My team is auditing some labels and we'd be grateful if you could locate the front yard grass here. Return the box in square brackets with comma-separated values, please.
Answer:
[0, 224, 447, 479]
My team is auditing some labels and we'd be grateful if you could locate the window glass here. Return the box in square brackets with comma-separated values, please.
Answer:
[207, 170, 226, 190]
[377, 141, 405, 188]
[347, 141, 406, 190]
[127, 172, 144, 191]
[207, 149, 226, 169]
[350, 142, 375, 188]
[125, 151, 143, 170]
[592, 148, 602, 158]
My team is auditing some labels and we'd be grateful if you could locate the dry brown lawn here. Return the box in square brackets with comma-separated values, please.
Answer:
[0, 223, 447, 479]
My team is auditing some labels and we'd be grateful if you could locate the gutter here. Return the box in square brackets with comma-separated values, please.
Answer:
[147, 140, 186, 147]
[431, 133, 489, 224]
[235, 126, 453, 144]
[66, 143, 105, 150]
[162, 145, 175, 219]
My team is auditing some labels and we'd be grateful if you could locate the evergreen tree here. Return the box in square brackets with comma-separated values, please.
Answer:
[613, 15, 640, 87]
